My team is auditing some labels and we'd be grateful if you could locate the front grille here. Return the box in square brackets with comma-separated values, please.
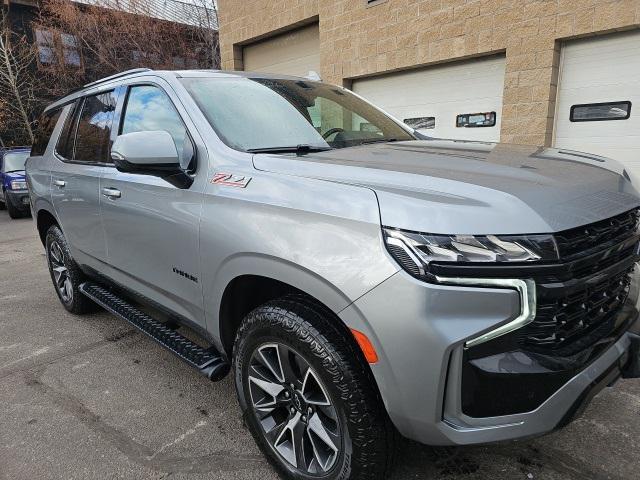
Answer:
[522, 266, 634, 354]
[555, 208, 639, 260]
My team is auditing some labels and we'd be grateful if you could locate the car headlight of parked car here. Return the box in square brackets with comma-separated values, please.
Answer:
[9, 180, 27, 190]
[383, 227, 558, 280]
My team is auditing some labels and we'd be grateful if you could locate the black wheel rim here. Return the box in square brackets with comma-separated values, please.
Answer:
[48, 240, 73, 303]
[248, 342, 341, 475]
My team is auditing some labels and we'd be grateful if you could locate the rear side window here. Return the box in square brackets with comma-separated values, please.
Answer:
[74, 91, 117, 163]
[120, 85, 194, 169]
[56, 102, 80, 159]
[31, 108, 62, 156]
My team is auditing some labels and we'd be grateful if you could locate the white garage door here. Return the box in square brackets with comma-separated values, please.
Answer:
[352, 56, 505, 142]
[554, 31, 640, 174]
[243, 24, 320, 77]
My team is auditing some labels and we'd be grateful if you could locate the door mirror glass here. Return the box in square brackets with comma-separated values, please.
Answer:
[111, 130, 180, 171]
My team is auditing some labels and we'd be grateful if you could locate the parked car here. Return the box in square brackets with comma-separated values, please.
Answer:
[27, 68, 640, 480]
[0, 146, 31, 218]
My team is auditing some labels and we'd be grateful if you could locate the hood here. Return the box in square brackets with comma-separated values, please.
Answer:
[3, 170, 25, 183]
[252, 139, 640, 235]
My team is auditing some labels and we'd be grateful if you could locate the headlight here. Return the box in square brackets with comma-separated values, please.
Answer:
[10, 180, 27, 190]
[383, 227, 558, 279]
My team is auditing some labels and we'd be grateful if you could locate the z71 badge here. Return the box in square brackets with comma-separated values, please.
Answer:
[210, 173, 252, 188]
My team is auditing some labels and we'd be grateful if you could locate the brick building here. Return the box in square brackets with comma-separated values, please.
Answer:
[217, 0, 640, 174]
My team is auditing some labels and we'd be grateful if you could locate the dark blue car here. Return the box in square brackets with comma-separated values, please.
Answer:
[0, 147, 31, 218]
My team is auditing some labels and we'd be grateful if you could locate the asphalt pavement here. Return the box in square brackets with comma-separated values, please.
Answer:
[1, 213, 639, 479]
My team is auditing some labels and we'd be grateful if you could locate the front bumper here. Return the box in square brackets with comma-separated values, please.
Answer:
[5, 189, 30, 212]
[339, 270, 640, 446]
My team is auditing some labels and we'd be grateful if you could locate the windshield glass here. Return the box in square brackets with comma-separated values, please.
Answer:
[180, 77, 415, 151]
[2, 152, 29, 172]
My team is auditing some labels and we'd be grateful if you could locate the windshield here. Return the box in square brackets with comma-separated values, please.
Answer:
[2, 152, 29, 172]
[180, 77, 415, 152]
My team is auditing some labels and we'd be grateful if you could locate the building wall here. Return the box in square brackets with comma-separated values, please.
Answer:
[218, 0, 640, 146]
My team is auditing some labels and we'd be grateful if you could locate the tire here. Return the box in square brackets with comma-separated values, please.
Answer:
[45, 225, 96, 314]
[233, 295, 397, 480]
[0, 190, 5, 210]
[5, 191, 23, 218]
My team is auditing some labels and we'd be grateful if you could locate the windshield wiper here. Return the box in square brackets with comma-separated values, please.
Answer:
[359, 138, 399, 145]
[246, 144, 332, 155]
[5, 169, 25, 173]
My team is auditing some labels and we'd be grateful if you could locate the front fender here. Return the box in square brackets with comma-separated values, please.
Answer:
[199, 169, 399, 345]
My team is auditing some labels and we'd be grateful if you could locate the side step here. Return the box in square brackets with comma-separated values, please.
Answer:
[80, 282, 229, 381]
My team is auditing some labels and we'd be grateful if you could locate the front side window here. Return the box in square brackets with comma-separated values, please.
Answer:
[180, 77, 415, 152]
[74, 91, 117, 163]
[32, 108, 62, 156]
[120, 85, 193, 168]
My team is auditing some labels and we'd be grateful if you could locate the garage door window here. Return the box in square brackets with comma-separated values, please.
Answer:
[456, 112, 496, 128]
[404, 117, 435, 129]
[570, 101, 631, 122]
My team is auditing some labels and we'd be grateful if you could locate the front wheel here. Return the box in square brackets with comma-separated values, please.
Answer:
[5, 191, 24, 219]
[233, 296, 397, 480]
[45, 225, 96, 314]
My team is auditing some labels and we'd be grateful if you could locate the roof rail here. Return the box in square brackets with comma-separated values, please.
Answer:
[83, 68, 152, 89]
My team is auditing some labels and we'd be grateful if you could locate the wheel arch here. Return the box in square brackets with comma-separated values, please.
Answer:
[36, 208, 59, 246]
[213, 255, 356, 359]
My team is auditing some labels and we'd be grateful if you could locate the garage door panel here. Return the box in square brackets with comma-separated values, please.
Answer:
[554, 31, 640, 173]
[243, 24, 320, 77]
[353, 56, 505, 142]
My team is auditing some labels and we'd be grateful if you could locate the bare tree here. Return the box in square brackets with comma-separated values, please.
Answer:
[0, 8, 38, 144]
[35, 0, 220, 93]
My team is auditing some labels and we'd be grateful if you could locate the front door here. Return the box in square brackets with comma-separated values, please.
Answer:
[51, 92, 118, 268]
[100, 82, 206, 325]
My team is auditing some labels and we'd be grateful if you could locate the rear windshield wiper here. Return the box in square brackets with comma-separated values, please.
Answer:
[246, 144, 332, 155]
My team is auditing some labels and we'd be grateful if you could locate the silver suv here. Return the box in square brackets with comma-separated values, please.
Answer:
[27, 68, 640, 480]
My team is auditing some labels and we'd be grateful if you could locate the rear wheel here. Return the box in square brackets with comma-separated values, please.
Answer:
[234, 295, 397, 480]
[45, 225, 95, 314]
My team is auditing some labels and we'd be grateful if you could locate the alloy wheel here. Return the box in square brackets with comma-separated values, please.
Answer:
[48, 240, 73, 303]
[248, 342, 341, 475]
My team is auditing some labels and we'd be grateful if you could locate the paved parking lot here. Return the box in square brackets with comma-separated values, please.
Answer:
[1, 213, 639, 480]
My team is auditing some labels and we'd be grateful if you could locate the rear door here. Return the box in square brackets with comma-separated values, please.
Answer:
[100, 80, 207, 326]
[51, 91, 118, 267]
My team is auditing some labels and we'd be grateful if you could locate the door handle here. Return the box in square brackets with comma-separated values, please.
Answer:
[54, 179, 66, 188]
[102, 187, 122, 199]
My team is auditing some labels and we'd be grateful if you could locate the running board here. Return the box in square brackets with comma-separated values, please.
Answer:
[79, 282, 229, 381]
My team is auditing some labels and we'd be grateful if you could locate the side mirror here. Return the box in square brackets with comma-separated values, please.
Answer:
[111, 131, 193, 188]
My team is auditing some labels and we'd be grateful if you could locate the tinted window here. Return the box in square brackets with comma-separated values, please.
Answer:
[570, 101, 631, 122]
[56, 102, 80, 159]
[31, 109, 62, 156]
[74, 91, 117, 163]
[121, 85, 193, 169]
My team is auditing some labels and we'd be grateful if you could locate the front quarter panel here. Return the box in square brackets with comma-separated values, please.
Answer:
[200, 165, 398, 344]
